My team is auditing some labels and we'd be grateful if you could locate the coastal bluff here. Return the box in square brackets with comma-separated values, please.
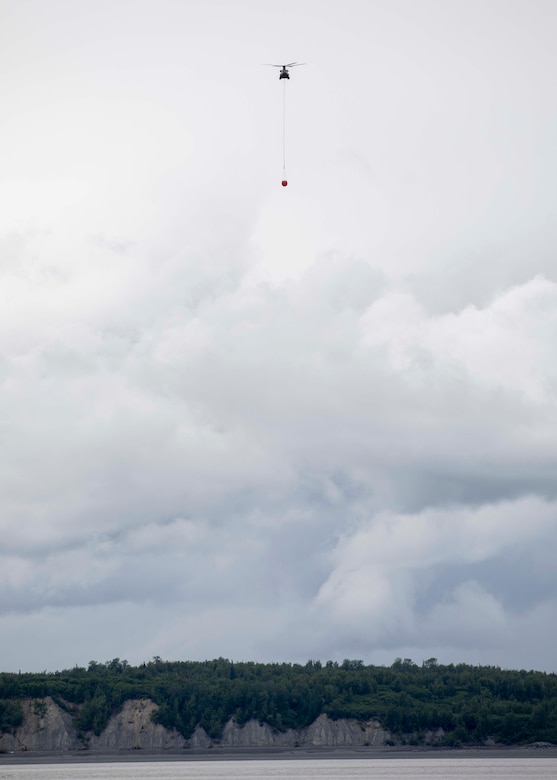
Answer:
[0, 697, 390, 753]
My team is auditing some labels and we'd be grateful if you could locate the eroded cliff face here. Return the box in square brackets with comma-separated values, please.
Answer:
[0, 697, 390, 752]
[221, 718, 298, 747]
[87, 699, 186, 750]
[0, 697, 80, 752]
[220, 714, 388, 747]
[305, 714, 388, 746]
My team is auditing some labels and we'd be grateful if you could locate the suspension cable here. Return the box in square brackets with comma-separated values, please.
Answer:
[282, 78, 286, 176]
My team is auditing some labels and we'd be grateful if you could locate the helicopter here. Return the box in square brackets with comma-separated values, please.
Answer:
[265, 61, 305, 186]
[264, 62, 305, 79]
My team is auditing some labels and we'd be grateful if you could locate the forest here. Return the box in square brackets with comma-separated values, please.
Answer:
[1, 657, 557, 746]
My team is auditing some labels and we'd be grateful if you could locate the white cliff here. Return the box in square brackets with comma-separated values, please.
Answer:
[0, 698, 390, 753]
[87, 699, 185, 750]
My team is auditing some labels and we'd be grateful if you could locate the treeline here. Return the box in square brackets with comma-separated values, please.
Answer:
[1, 657, 557, 746]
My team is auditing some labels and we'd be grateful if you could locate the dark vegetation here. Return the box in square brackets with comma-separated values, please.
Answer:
[1, 657, 557, 746]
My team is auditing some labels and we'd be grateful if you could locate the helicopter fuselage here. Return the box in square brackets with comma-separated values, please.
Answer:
[279, 67, 290, 79]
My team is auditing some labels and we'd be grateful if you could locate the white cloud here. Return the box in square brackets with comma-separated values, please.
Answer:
[312, 496, 557, 661]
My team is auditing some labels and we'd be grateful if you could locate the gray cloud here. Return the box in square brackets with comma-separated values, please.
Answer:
[1, 0, 557, 673]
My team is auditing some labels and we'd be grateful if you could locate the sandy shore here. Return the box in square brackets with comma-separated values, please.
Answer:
[1, 745, 557, 764]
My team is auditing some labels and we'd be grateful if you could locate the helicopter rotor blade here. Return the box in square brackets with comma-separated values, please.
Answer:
[263, 62, 306, 68]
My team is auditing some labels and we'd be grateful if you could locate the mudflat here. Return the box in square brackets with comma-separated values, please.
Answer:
[1, 745, 557, 764]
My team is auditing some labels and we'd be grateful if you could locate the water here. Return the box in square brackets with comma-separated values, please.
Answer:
[0, 759, 556, 780]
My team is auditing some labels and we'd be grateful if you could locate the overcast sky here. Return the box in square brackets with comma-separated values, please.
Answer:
[1, 0, 557, 675]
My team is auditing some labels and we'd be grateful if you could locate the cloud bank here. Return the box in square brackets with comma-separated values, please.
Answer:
[1, 0, 557, 672]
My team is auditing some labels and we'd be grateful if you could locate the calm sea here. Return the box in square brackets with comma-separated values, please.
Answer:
[0, 759, 556, 780]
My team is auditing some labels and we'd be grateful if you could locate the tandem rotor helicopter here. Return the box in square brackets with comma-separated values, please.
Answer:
[264, 61, 305, 79]
[264, 62, 305, 185]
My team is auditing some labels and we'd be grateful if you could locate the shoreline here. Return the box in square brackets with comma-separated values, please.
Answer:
[2, 745, 557, 764]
